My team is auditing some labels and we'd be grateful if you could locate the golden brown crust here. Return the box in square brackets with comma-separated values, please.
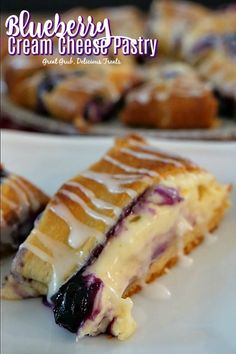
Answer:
[0, 171, 49, 257]
[120, 69, 218, 129]
[4, 55, 44, 93]
[1, 175, 48, 222]
[42, 72, 117, 122]
[7, 62, 141, 124]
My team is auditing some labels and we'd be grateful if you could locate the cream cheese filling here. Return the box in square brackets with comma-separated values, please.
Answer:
[78, 173, 228, 340]
[79, 201, 183, 340]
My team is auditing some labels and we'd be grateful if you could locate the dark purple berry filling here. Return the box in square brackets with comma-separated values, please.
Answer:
[36, 73, 65, 114]
[191, 33, 236, 60]
[153, 185, 183, 205]
[52, 273, 103, 333]
[51, 185, 183, 333]
[83, 95, 116, 123]
[214, 90, 236, 118]
[36, 70, 85, 114]
[191, 35, 219, 56]
[161, 70, 181, 80]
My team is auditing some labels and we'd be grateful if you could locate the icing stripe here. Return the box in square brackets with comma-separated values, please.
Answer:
[4, 178, 29, 208]
[50, 200, 103, 248]
[1, 195, 18, 210]
[103, 155, 159, 177]
[59, 189, 114, 225]
[121, 147, 184, 167]
[24, 242, 52, 264]
[81, 171, 138, 198]
[24, 230, 84, 300]
[66, 181, 122, 217]
[129, 140, 195, 166]
[12, 176, 40, 211]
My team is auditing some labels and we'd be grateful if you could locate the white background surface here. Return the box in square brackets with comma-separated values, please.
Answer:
[1, 130, 236, 354]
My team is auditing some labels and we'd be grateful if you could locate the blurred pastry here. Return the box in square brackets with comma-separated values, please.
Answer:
[197, 51, 236, 117]
[120, 63, 218, 129]
[148, 0, 209, 57]
[0, 35, 8, 61]
[0, 165, 49, 257]
[9, 65, 142, 124]
[181, 10, 236, 64]
[180, 8, 236, 117]
[4, 55, 44, 94]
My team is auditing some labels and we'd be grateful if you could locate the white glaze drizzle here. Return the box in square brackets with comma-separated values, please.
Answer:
[120, 147, 184, 168]
[50, 200, 103, 248]
[11, 176, 40, 211]
[65, 180, 122, 217]
[142, 282, 171, 300]
[24, 242, 52, 264]
[1, 195, 18, 210]
[81, 170, 138, 198]
[24, 230, 83, 300]
[4, 177, 30, 208]
[103, 155, 159, 177]
[129, 140, 186, 167]
[59, 189, 114, 225]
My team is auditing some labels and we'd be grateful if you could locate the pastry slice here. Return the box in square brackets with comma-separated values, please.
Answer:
[120, 63, 218, 129]
[0, 165, 49, 257]
[4, 55, 45, 93]
[197, 51, 236, 117]
[148, 0, 209, 57]
[2, 135, 230, 340]
[181, 10, 236, 64]
[9, 65, 141, 128]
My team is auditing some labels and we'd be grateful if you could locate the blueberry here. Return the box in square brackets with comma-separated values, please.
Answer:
[36, 70, 85, 114]
[192, 35, 218, 54]
[83, 96, 114, 123]
[154, 185, 183, 205]
[52, 273, 103, 333]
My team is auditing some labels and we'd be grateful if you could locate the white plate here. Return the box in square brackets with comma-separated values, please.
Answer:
[1, 130, 236, 354]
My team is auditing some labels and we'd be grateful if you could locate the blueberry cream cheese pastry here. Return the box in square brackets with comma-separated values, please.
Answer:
[120, 63, 218, 129]
[0, 165, 49, 257]
[2, 135, 230, 340]
[8, 65, 142, 126]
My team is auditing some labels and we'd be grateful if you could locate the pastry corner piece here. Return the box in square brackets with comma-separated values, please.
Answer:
[1, 135, 231, 340]
[0, 164, 49, 258]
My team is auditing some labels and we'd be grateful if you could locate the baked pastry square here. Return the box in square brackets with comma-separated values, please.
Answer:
[120, 63, 218, 129]
[148, 0, 209, 57]
[0, 165, 49, 257]
[2, 135, 230, 340]
[9, 65, 141, 128]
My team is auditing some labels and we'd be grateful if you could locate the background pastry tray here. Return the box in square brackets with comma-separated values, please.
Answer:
[1, 94, 236, 140]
